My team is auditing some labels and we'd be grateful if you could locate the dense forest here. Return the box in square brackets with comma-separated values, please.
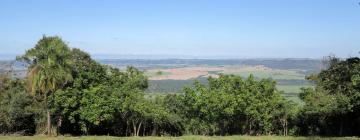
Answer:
[0, 36, 360, 137]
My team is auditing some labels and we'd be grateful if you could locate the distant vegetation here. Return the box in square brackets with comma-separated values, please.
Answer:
[0, 36, 360, 137]
[99, 59, 324, 73]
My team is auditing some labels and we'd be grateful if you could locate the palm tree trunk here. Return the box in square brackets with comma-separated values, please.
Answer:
[47, 109, 51, 135]
[45, 95, 51, 136]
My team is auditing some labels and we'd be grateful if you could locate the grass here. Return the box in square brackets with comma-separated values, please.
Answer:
[0, 136, 359, 140]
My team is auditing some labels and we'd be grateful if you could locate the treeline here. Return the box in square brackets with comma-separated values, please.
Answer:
[147, 78, 312, 94]
[0, 36, 359, 136]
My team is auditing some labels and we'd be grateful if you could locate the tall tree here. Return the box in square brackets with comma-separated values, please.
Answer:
[17, 36, 73, 135]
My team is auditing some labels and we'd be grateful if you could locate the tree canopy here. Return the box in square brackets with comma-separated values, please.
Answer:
[298, 57, 360, 136]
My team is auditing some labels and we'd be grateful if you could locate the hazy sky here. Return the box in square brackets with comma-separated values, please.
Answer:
[0, 0, 359, 58]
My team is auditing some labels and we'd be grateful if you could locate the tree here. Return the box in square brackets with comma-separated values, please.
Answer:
[17, 36, 73, 135]
[299, 56, 360, 136]
[0, 74, 36, 135]
[178, 74, 293, 135]
[50, 48, 151, 136]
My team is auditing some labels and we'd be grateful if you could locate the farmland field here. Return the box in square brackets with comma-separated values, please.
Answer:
[0, 136, 358, 140]
[142, 64, 316, 102]
[146, 65, 306, 80]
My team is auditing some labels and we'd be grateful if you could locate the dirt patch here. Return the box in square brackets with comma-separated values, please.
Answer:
[148, 67, 225, 80]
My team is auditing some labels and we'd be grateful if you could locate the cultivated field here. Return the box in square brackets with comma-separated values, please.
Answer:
[145, 65, 312, 102]
[146, 65, 306, 80]
[146, 66, 223, 80]
[0, 136, 358, 140]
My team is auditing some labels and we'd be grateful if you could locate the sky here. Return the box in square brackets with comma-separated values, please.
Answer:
[0, 0, 359, 59]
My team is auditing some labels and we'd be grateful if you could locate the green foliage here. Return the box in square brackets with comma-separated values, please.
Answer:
[17, 35, 73, 95]
[51, 48, 151, 135]
[0, 75, 36, 134]
[3, 36, 359, 137]
[156, 71, 163, 75]
[176, 74, 297, 135]
[298, 57, 360, 136]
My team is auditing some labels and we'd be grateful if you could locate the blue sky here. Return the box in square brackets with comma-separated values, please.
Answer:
[0, 0, 359, 59]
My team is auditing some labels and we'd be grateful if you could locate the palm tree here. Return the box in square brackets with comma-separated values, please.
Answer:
[17, 35, 73, 135]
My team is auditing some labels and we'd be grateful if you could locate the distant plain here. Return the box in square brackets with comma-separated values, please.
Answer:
[1, 58, 322, 103]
